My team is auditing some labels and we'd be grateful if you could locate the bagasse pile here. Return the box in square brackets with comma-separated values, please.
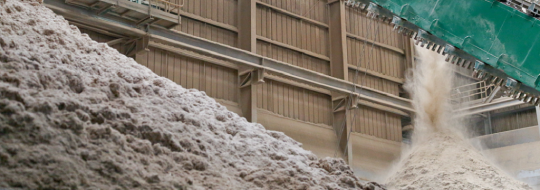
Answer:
[386, 132, 533, 190]
[384, 47, 532, 190]
[0, 0, 385, 189]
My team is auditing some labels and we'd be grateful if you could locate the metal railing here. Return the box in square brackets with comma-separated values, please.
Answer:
[128, 0, 184, 14]
[451, 80, 496, 105]
[150, 0, 184, 14]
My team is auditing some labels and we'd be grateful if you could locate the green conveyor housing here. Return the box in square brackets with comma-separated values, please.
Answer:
[349, 0, 540, 105]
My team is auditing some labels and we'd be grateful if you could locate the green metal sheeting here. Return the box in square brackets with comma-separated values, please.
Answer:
[366, 0, 540, 92]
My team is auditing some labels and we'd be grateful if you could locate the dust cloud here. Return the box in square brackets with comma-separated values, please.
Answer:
[384, 47, 532, 189]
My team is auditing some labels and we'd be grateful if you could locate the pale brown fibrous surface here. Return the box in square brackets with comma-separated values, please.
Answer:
[385, 46, 533, 190]
[386, 132, 533, 190]
[0, 0, 383, 189]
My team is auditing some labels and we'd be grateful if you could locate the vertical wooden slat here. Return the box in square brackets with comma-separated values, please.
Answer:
[261, 82, 267, 109]
[167, 53, 174, 81]
[136, 47, 148, 67]
[193, 60, 201, 90]
[172, 55, 180, 84]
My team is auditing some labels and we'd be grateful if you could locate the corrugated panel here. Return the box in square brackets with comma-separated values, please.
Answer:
[79, 28, 127, 56]
[257, 0, 328, 24]
[346, 37, 404, 79]
[257, 40, 330, 75]
[179, 0, 238, 27]
[173, 17, 238, 48]
[256, 6, 329, 57]
[347, 70, 400, 96]
[137, 47, 238, 102]
[491, 105, 538, 133]
[344, 7, 405, 142]
[256, 79, 332, 126]
[349, 108, 402, 142]
[345, 7, 404, 49]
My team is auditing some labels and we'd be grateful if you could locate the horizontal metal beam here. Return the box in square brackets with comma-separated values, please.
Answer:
[490, 105, 535, 118]
[455, 97, 525, 117]
[44, 0, 414, 113]
[149, 41, 239, 70]
[106, 37, 126, 46]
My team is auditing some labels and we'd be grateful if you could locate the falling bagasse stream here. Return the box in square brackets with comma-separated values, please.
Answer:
[384, 47, 532, 190]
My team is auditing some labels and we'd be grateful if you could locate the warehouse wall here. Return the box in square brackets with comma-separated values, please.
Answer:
[346, 7, 405, 83]
[78, 0, 409, 181]
[477, 126, 540, 189]
[345, 7, 405, 142]
[255, 2, 330, 75]
[135, 46, 243, 115]
[490, 105, 538, 133]
[136, 47, 238, 102]
[173, 0, 239, 47]
[180, 0, 238, 27]
[256, 40, 330, 75]
[352, 132, 401, 180]
[256, 80, 332, 126]
[349, 108, 402, 142]
[174, 17, 238, 47]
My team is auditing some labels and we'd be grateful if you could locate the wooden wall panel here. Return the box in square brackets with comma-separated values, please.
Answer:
[257, 0, 328, 24]
[173, 17, 238, 47]
[79, 0, 410, 147]
[346, 37, 405, 79]
[179, 0, 238, 27]
[256, 79, 332, 126]
[347, 70, 400, 96]
[344, 6, 407, 142]
[257, 40, 330, 75]
[345, 7, 404, 49]
[256, 6, 329, 57]
[137, 47, 238, 102]
[350, 108, 402, 142]
[491, 105, 538, 133]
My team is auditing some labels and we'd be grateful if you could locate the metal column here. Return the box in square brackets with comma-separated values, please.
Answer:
[536, 106, 540, 137]
[484, 112, 492, 135]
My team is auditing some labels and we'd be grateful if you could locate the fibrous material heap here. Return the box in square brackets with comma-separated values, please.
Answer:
[384, 47, 532, 190]
[386, 132, 532, 190]
[0, 0, 384, 189]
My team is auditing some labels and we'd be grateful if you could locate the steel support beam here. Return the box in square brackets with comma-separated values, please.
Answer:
[332, 97, 353, 163]
[237, 0, 256, 53]
[239, 69, 263, 122]
[106, 37, 126, 46]
[237, 0, 257, 122]
[97, 4, 115, 15]
[484, 112, 492, 135]
[455, 97, 525, 117]
[484, 86, 501, 103]
[44, 0, 413, 113]
[536, 106, 540, 138]
[329, 0, 353, 163]
[328, 0, 348, 81]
